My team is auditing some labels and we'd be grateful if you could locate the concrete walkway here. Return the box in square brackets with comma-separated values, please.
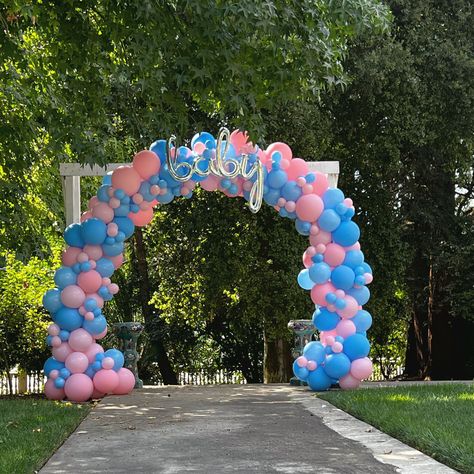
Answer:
[41, 384, 455, 474]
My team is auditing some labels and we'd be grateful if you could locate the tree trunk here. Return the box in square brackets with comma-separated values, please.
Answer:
[134, 228, 178, 385]
[263, 329, 292, 383]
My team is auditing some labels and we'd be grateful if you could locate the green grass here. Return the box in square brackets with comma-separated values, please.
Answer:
[0, 396, 91, 473]
[319, 383, 474, 473]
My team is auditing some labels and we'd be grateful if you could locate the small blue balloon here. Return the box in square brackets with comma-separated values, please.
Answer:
[307, 366, 332, 391]
[302, 341, 326, 364]
[295, 219, 311, 236]
[312, 307, 340, 331]
[113, 217, 135, 239]
[82, 315, 107, 335]
[102, 172, 113, 185]
[343, 250, 364, 268]
[309, 262, 331, 284]
[95, 353, 105, 362]
[324, 353, 351, 379]
[343, 334, 371, 361]
[331, 265, 355, 291]
[95, 258, 115, 278]
[81, 218, 107, 245]
[64, 223, 84, 248]
[292, 360, 309, 381]
[54, 377, 65, 389]
[362, 262, 373, 274]
[97, 185, 110, 202]
[351, 310, 373, 332]
[104, 349, 125, 371]
[332, 221, 360, 247]
[263, 188, 280, 206]
[84, 298, 98, 311]
[297, 269, 314, 290]
[85, 366, 96, 378]
[318, 209, 341, 232]
[157, 189, 174, 204]
[59, 368, 71, 379]
[59, 330, 70, 342]
[114, 203, 131, 217]
[53, 307, 83, 331]
[43, 289, 63, 314]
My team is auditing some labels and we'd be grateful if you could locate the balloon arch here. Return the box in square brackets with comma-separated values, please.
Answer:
[43, 129, 373, 402]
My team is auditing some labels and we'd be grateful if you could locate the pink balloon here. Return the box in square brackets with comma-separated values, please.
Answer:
[85, 292, 104, 309]
[319, 330, 337, 345]
[92, 202, 114, 223]
[303, 247, 316, 268]
[102, 357, 115, 370]
[77, 270, 102, 294]
[339, 373, 361, 390]
[93, 369, 119, 393]
[52, 342, 73, 362]
[312, 171, 329, 196]
[61, 247, 82, 266]
[309, 230, 332, 247]
[48, 323, 60, 336]
[91, 388, 106, 399]
[311, 282, 336, 306]
[364, 273, 373, 284]
[128, 208, 154, 227]
[306, 360, 317, 371]
[83, 245, 103, 261]
[132, 150, 161, 179]
[61, 285, 86, 308]
[111, 166, 142, 196]
[94, 327, 108, 340]
[64, 373, 94, 402]
[84, 342, 104, 363]
[107, 254, 124, 270]
[336, 319, 356, 339]
[344, 242, 361, 251]
[295, 194, 324, 222]
[266, 142, 293, 162]
[338, 295, 359, 319]
[44, 379, 65, 400]
[113, 368, 136, 395]
[49, 370, 59, 380]
[230, 130, 251, 154]
[296, 356, 308, 368]
[69, 328, 94, 352]
[88, 196, 99, 210]
[51, 336, 62, 347]
[81, 211, 93, 222]
[286, 158, 309, 181]
[65, 352, 89, 374]
[332, 341, 343, 353]
[193, 142, 206, 154]
[324, 243, 346, 267]
[350, 357, 373, 380]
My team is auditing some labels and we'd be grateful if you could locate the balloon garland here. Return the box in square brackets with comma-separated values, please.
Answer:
[43, 129, 373, 401]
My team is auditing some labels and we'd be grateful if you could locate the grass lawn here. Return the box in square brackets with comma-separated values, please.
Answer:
[319, 383, 474, 473]
[0, 396, 91, 473]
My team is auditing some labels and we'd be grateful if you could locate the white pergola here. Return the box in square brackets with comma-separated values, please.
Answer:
[60, 161, 339, 226]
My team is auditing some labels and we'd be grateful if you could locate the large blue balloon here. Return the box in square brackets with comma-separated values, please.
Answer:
[324, 353, 351, 379]
[281, 181, 302, 201]
[318, 209, 341, 232]
[191, 132, 216, 150]
[292, 360, 309, 381]
[103, 241, 124, 257]
[64, 223, 84, 248]
[347, 286, 370, 305]
[309, 262, 331, 284]
[303, 341, 326, 364]
[351, 310, 372, 332]
[97, 185, 110, 202]
[43, 288, 63, 314]
[112, 216, 135, 239]
[53, 307, 83, 331]
[54, 267, 77, 289]
[313, 307, 340, 331]
[343, 250, 364, 268]
[43, 357, 65, 376]
[104, 349, 125, 371]
[307, 366, 332, 391]
[332, 221, 360, 247]
[267, 169, 287, 189]
[297, 269, 314, 290]
[322, 188, 344, 209]
[81, 218, 107, 245]
[150, 139, 167, 162]
[343, 334, 371, 361]
[95, 258, 115, 278]
[82, 315, 107, 335]
[331, 265, 355, 291]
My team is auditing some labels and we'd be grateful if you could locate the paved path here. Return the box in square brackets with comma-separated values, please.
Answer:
[41, 384, 453, 474]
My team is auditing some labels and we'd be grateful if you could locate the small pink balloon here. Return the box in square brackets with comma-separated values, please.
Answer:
[316, 244, 326, 254]
[319, 330, 337, 345]
[325, 336, 335, 346]
[312, 171, 329, 196]
[85, 311, 95, 321]
[280, 159, 290, 170]
[277, 197, 286, 207]
[61, 247, 82, 266]
[102, 277, 111, 286]
[85, 342, 104, 363]
[128, 208, 153, 227]
[296, 356, 308, 368]
[93, 369, 119, 393]
[332, 341, 343, 353]
[150, 185, 160, 196]
[108, 283, 119, 295]
[94, 327, 108, 340]
[336, 319, 356, 339]
[84, 245, 103, 261]
[338, 295, 359, 319]
[77, 252, 89, 263]
[343, 198, 353, 207]
[310, 224, 319, 235]
[111, 166, 142, 196]
[48, 323, 60, 336]
[65, 352, 89, 374]
[69, 328, 94, 352]
[139, 200, 151, 210]
[364, 273, 373, 284]
[286, 158, 308, 181]
[345, 242, 361, 251]
[295, 194, 324, 222]
[78, 305, 86, 316]
[109, 197, 121, 209]
[52, 342, 73, 362]
[81, 211, 93, 222]
[102, 357, 115, 370]
[61, 285, 85, 308]
[132, 150, 161, 179]
[77, 270, 102, 294]
[350, 357, 373, 380]
[92, 202, 114, 223]
[302, 248, 314, 269]
[44, 379, 65, 400]
[107, 254, 124, 270]
[296, 177, 306, 187]
[335, 289, 345, 298]
[113, 368, 136, 395]
[306, 360, 317, 371]
[309, 230, 332, 247]
[51, 336, 62, 348]
[302, 184, 313, 195]
[311, 282, 336, 306]
[88, 196, 99, 209]
[324, 243, 346, 267]
[193, 141, 206, 154]
[49, 370, 59, 380]
[285, 201, 296, 212]
[107, 223, 119, 237]
[64, 373, 94, 402]
[242, 180, 253, 192]
[339, 373, 361, 390]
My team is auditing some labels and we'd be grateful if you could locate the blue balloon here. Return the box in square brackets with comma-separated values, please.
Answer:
[150, 139, 167, 162]
[104, 349, 125, 371]
[343, 334, 370, 361]
[54, 377, 65, 389]
[64, 223, 84, 248]
[309, 262, 331, 284]
[318, 209, 341, 232]
[267, 169, 287, 189]
[114, 203, 131, 216]
[292, 360, 309, 381]
[332, 221, 360, 247]
[362, 262, 373, 274]
[97, 185, 110, 202]
[59, 368, 71, 379]
[313, 307, 340, 331]
[307, 366, 332, 391]
[82, 315, 107, 335]
[324, 353, 351, 379]
[102, 241, 124, 257]
[351, 310, 373, 332]
[43, 289, 63, 314]
[157, 189, 175, 204]
[54, 267, 77, 289]
[191, 132, 216, 150]
[43, 357, 65, 376]
[331, 265, 355, 291]
[53, 307, 83, 331]
[303, 341, 326, 364]
[81, 218, 107, 245]
[347, 286, 370, 305]
[281, 181, 302, 201]
[85, 366, 96, 378]
[95, 258, 115, 278]
[297, 269, 314, 290]
[343, 250, 364, 268]
[113, 216, 135, 239]
[322, 188, 344, 209]
[102, 172, 113, 185]
[295, 219, 311, 236]
[59, 330, 70, 342]
[263, 188, 280, 206]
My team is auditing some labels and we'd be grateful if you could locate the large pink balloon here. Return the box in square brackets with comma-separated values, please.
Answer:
[61, 285, 85, 308]
[44, 379, 66, 400]
[286, 158, 308, 180]
[295, 194, 324, 222]
[309, 230, 332, 246]
[68, 328, 93, 352]
[52, 342, 73, 362]
[132, 150, 161, 179]
[65, 352, 89, 374]
[336, 319, 356, 339]
[339, 373, 361, 389]
[92, 202, 114, 223]
[230, 130, 252, 154]
[113, 368, 136, 395]
[350, 357, 373, 380]
[61, 247, 82, 266]
[64, 373, 94, 402]
[266, 142, 293, 161]
[111, 166, 142, 196]
[93, 369, 119, 393]
[77, 270, 102, 294]
[312, 171, 329, 196]
[128, 208, 153, 227]
[324, 243, 346, 267]
[84, 342, 104, 363]
[311, 282, 336, 306]
[338, 295, 359, 319]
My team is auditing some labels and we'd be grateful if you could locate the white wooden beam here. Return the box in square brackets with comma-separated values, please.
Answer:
[61, 175, 81, 226]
